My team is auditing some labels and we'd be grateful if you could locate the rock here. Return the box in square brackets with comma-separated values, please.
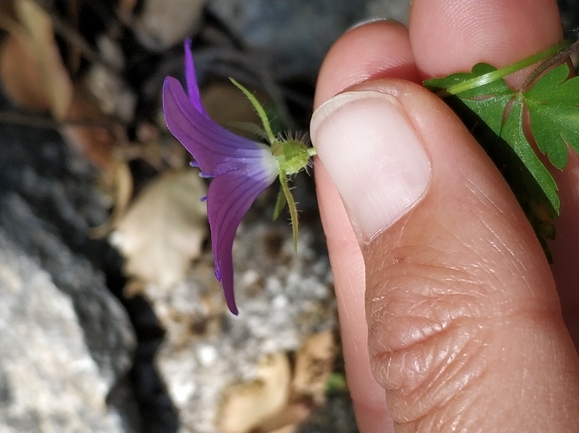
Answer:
[364, 0, 410, 24]
[206, 0, 410, 81]
[558, 0, 579, 37]
[0, 102, 138, 432]
[133, 0, 206, 51]
[143, 213, 336, 433]
[0, 229, 129, 433]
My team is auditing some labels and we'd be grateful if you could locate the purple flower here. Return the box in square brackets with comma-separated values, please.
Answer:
[162, 39, 278, 314]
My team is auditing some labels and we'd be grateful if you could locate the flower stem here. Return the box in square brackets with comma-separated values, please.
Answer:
[442, 40, 569, 95]
[278, 169, 299, 252]
[519, 38, 579, 91]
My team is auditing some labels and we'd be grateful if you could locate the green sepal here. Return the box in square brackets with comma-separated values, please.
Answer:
[273, 189, 287, 221]
[229, 121, 270, 141]
[229, 78, 276, 144]
[278, 169, 299, 252]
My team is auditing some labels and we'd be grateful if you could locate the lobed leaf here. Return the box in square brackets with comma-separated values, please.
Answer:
[424, 60, 564, 253]
[524, 63, 579, 170]
[500, 97, 559, 214]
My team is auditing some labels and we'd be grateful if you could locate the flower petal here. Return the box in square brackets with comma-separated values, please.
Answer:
[207, 158, 278, 314]
[183, 38, 206, 116]
[163, 77, 274, 176]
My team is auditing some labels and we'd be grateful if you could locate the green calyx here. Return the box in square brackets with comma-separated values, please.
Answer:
[230, 78, 316, 251]
[271, 139, 316, 175]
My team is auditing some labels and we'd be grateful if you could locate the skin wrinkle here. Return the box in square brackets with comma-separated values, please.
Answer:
[366, 198, 558, 351]
[407, 327, 467, 393]
[477, 214, 551, 305]
[377, 320, 491, 425]
[422, 356, 493, 433]
[365, 209, 565, 426]
[404, 312, 560, 432]
[460, 180, 556, 307]
[370, 278, 496, 351]
[462, 169, 556, 305]
[400, 352, 489, 433]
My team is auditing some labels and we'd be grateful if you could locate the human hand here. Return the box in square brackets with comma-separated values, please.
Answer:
[310, 1, 579, 432]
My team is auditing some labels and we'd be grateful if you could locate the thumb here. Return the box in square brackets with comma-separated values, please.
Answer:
[310, 81, 579, 432]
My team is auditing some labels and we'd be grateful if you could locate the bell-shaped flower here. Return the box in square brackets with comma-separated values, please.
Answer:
[162, 39, 278, 314]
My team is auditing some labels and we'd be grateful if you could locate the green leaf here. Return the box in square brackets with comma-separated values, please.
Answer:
[426, 64, 514, 132]
[524, 62, 579, 170]
[501, 96, 559, 213]
[456, 65, 515, 133]
[443, 65, 558, 213]
[424, 60, 560, 256]
[325, 373, 348, 393]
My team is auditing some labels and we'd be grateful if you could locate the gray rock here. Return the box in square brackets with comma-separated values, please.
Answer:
[133, 0, 206, 51]
[558, 0, 579, 37]
[145, 214, 335, 433]
[206, 0, 411, 81]
[0, 114, 137, 432]
[0, 229, 128, 433]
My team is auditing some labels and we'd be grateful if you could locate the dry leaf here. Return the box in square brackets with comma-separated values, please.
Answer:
[256, 402, 311, 433]
[11, 0, 73, 119]
[257, 331, 337, 433]
[117, 0, 138, 15]
[90, 159, 133, 239]
[0, 31, 49, 112]
[292, 331, 336, 405]
[59, 83, 124, 168]
[110, 170, 208, 289]
[217, 353, 292, 433]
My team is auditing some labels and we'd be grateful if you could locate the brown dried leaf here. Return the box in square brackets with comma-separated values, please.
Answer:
[218, 353, 292, 433]
[0, 6, 51, 113]
[90, 159, 133, 239]
[292, 331, 336, 405]
[0, 32, 49, 112]
[11, 0, 73, 119]
[59, 84, 120, 168]
[117, 0, 138, 15]
[256, 402, 311, 433]
[256, 332, 337, 433]
[111, 170, 208, 290]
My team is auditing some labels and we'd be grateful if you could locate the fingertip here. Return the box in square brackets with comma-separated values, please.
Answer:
[314, 20, 418, 108]
[409, 0, 563, 78]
